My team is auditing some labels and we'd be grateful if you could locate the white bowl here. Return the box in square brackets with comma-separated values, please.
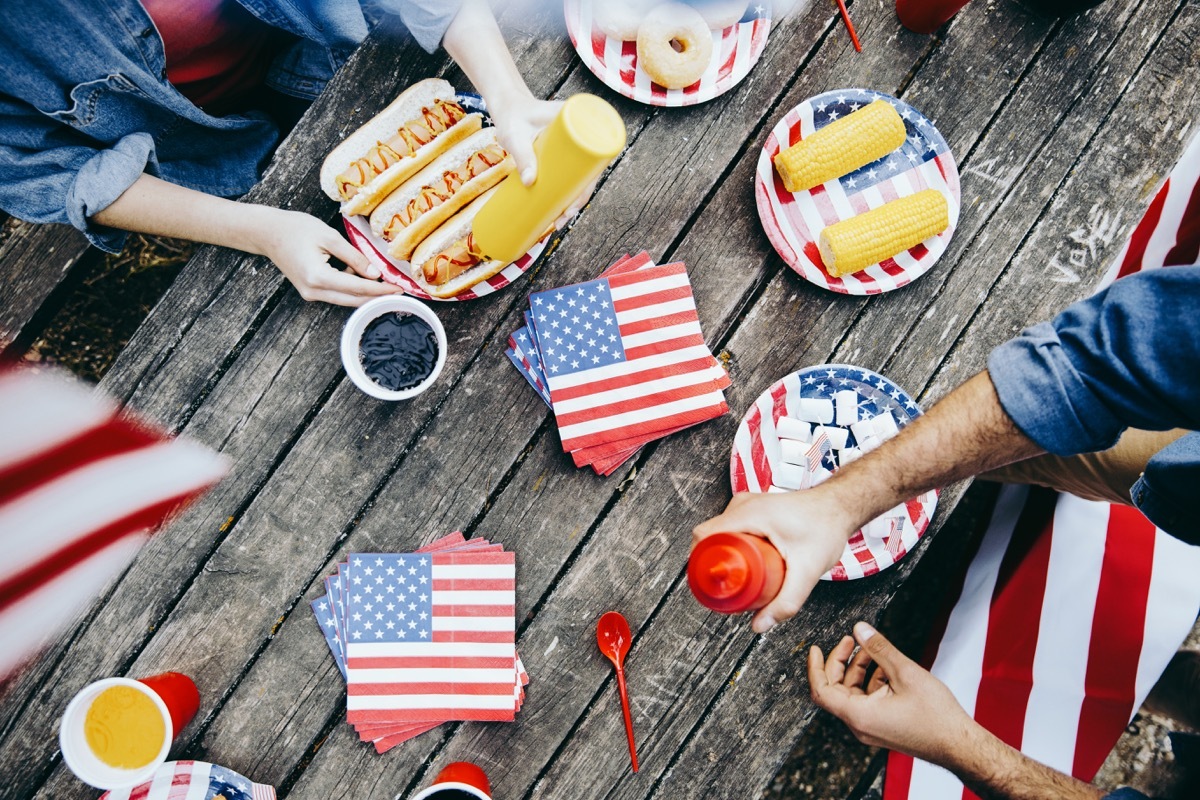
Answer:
[341, 296, 448, 401]
[59, 677, 172, 790]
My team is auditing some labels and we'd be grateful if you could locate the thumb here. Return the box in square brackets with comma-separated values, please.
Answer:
[853, 622, 913, 683]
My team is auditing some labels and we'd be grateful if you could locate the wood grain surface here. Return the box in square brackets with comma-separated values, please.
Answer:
[2, 1, 1196, 799]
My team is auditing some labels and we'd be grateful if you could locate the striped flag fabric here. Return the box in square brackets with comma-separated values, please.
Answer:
[100, 760, 276, 800]
[884, 487, 1200, 799]
[884, 130, 1200, 798]
[311, 532, 526, 753]
[0, 368, 227, 681]
[507, 253, 729, 474]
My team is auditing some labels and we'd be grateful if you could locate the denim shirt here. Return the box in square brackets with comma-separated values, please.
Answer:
[0, 0, 459, 253]
[988, 266, 1200, 544]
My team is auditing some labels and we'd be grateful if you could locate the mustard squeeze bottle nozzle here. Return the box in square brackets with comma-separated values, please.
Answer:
[471, 94, 626, 263]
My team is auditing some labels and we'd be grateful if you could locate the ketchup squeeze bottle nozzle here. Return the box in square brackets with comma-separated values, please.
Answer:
[688, 533, 786, 614]
[471, 94, 626, 263]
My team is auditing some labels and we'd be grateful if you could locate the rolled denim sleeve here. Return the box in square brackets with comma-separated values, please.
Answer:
[377, 0, 464, 52]
[987, 266, 1200, 456]
[1101, 790, 1154, 800]
[0, 95, 157, 253]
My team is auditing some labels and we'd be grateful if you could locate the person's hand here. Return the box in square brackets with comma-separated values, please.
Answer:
[692, 489, 856, 632]
[808, 622, 976, 764]
[486, 90, 598, 226]
[255, 208, 403, 307]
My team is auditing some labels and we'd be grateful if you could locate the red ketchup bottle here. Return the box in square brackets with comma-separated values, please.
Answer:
[688, 533, 785, 614]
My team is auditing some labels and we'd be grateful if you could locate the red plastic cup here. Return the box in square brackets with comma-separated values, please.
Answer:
[896, 0, 972, 34]
[137, 672, 200, 736]
[688, 532, 785, 614]
[411, 761, 491, 800]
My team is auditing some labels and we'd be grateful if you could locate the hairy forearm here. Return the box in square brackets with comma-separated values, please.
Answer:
[92, 174, 272, 255]
[817, 371, 1044, 531]
[442, 0, 530, 105]
[948, 722, 1103, 800]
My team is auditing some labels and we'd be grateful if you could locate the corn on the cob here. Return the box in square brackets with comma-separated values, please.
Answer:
[817, 189, 949, 277]
[773, 100, 907, 193]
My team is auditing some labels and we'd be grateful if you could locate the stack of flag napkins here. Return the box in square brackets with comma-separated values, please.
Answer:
[506, 252, 730, 475]
[310, 532, 527, 754]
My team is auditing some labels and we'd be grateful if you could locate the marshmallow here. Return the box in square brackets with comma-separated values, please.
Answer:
[849, 420, 875, 447]
[779, 438, 810, 467]
[814, 425, 849, 450]
[773, 462, 805, 490]
[834, 390, 859, 426]
[796, 397, 834, 424]
[776, 416, 812, 443]
[768, 484, 790, 494]
[838, 447, 863, 466]
[861, 516, 892, 540]
[858, 434, 882, 453]
[872, 411, 900, 440]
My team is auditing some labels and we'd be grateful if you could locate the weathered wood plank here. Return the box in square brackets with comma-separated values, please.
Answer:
[0, 221, 91, 351]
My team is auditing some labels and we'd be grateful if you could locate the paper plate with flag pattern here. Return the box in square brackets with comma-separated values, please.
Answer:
[756, 89, 961, 294]
[100, 761, 276, 800]
[342, 93, 550, 302]
[564, 0, 772, 107]
[730, 364, 939, 580]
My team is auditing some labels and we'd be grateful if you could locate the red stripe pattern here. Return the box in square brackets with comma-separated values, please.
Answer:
[564, 0, 771, 107]
[756, 89, 962, 295]
[0, 368, 226, 680]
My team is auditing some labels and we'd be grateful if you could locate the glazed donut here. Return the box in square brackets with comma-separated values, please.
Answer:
[692, 0, 748, 30]
[636, 3, 714, 90]
[592, 0, 663, 41]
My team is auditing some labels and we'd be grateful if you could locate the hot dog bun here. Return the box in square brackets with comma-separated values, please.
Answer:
[409, 187, 510, 299]
[368, 128, 515, 262]
[320, 79, 481, 217]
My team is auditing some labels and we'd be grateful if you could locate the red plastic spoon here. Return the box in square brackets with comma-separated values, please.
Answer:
[597, 611, 638, 772]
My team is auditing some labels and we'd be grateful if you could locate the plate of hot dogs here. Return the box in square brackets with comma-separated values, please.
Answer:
[323, 80, 553, 301]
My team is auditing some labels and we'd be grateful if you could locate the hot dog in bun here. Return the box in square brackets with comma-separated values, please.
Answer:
[408, 186, 509, 299]
[320, 78, 481, 217]
[367, 128, 514, 262]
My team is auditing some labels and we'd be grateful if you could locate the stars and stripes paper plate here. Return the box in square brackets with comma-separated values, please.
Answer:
[730, 364, 939, 580]
[341, 93, 549, 302]
[100, 761, 275, 800]
[564, 0, 771, 107]
[756, 89, 961, 294]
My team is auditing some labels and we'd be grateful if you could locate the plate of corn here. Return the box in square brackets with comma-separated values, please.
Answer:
[755, 88, 961, 294]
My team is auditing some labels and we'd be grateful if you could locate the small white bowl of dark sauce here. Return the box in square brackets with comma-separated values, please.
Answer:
[341, 296, 447, 401]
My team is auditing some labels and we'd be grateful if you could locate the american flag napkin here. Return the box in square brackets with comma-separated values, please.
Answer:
[310, 532, 527, 754]
[506, 252, 729, 475]
[100, 760, 275, 800]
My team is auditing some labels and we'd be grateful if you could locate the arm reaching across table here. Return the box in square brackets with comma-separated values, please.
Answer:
[694, 266, 1200, 632]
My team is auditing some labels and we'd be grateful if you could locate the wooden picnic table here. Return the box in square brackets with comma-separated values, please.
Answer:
[2, 1, 1197, 798]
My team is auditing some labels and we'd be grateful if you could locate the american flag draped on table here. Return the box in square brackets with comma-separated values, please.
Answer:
[885, 131, 1200, 799]
[507, 252, 729, 475]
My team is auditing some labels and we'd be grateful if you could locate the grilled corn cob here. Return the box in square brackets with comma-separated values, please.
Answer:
[818, 189, 949, 277]
[773, 100, 907, 193]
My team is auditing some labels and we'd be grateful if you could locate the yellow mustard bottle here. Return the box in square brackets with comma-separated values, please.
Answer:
[472, 94, 626, 263]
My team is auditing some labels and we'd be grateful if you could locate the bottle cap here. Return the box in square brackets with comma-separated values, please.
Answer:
[688, 533, 781, 614]
[561, 94, 626, 158]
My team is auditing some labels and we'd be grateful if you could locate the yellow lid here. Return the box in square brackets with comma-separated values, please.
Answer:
[561, 94, 627, 158]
